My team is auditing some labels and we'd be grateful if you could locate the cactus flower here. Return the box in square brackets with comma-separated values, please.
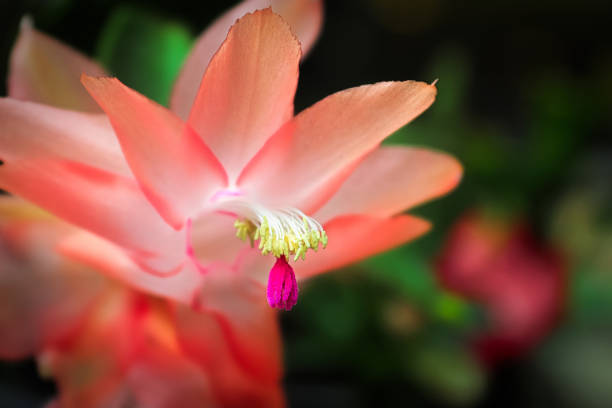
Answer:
[0, 6, 461, 311]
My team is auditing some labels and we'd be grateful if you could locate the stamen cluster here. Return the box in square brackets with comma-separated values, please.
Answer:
[233, 208, 327, 261]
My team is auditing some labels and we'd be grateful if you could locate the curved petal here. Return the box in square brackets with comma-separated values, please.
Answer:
[295, 214, 431, 280]
[238, 81, 437, 214]
[271, 0, 324, 57]
[82, 76, 228, 230]
[175, 283, 284, 408]
[8, 18, 107, 111]
[170, 0, 323, 120]
[0, 210, 107, 359]
[126, 349, 218, 408]
[0, 98, 129, 176]
[315, 146, 463, 222]
[59, 231, 203, 304]
[187, 9, 301, 181]
[0, 158, 182, 261]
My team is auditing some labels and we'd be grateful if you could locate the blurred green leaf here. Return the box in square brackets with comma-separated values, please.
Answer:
[405, 340, 486, 406]
[96, 5, 194, 105]
[534, 328, 612, 408]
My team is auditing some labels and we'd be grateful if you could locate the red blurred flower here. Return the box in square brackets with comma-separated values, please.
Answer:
[436, 212, 566, 365]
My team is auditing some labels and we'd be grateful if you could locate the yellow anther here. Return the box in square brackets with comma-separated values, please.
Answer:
[233, 212, 328, 261]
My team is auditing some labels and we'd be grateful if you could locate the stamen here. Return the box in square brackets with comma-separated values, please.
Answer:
[267, 256, 298, 310]
[226, 200, 327, 261]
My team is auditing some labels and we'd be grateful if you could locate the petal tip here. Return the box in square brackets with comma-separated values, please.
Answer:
[19, 15, 34, 32]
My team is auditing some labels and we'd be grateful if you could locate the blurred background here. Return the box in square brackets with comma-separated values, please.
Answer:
[1, 0, 611, 407]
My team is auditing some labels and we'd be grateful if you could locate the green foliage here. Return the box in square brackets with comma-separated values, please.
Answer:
[96, 4, 194, 106]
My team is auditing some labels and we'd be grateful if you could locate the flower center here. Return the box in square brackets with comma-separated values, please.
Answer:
[212, 196, 327, 311]
[225, 199, 327, 261]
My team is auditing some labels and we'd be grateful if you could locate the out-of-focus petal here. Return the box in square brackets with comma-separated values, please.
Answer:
[45, 287, 136, 408]
[59, 231, 203, 304]
[175, 282, 285, 408]
[8, 19, 107, 111]
[271, 0, 324, 57]
[187, 9, 300, 180]
[82, 76, 227, 230]
[0, 195, 51, 221]
[126, 348, 218, 408]
[0, 98, 129, 176]
[170, 0, 323, 120]
[0, 204, 107, 359]
[295, 214, 431, 280]
[315, 146, 462, 222]
[238, 81, 437, 214]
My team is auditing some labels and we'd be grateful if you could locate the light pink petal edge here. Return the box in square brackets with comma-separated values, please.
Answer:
[315, 146, 463, 222]
[8, 18, 107, 111]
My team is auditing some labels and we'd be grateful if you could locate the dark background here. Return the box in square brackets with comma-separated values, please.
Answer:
[1, 0, 612, 407]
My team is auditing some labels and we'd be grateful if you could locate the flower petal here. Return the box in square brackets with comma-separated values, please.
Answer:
[8, 18, 107, 111]
[0, 99, 182, 261]
[295, 214, 431, 280]
[81, 75, 228, 230]
[170, 0, 323, 120]
[315, 146, 462, 222]
[189, 211, 249, 267]
[0, 157, 182, 262]
[175, 280, 284, 408]
[126, 348, 217, 408]
[238, 81, 437, 214]
[59, 231, 203, 304]
[270, 0, 324, 57]
[0, 203, 107, 359]
[187, 9, 301, 180]
[0, 98, 129, 176]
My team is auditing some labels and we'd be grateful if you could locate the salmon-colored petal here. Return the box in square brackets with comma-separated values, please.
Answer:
[59, 231, 203, 304]
[195, 275, 282, 382]
[82, 76, 228, 230]
[174, 288, 284, 408]
[238, 81, 437, 214]
[187, 9, 301, 180]
[0, 211, 107, 359]
[0, 157, 182, 261]
[126, 349, 217, 408]
[8, 18, 107, 111]
[315, 146, 463, 222]
[170, 0, 323, 120]
[0, 98, 129, 176]
[294, 214, 431, 280]
[270, 0, 324, 57]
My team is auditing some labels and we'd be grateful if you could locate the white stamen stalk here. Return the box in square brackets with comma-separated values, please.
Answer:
[220, 198, 327, 261]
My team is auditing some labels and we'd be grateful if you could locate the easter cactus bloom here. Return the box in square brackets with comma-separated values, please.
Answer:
[0, 6, 461, 311]
[0, 197, 284, 407]
[436, 212, 566, 365]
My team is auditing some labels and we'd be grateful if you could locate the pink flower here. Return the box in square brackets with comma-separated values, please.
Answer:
[0, 5, 461, 311]
[0, 196, 285, 407]
[436, 212, 566, 365]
